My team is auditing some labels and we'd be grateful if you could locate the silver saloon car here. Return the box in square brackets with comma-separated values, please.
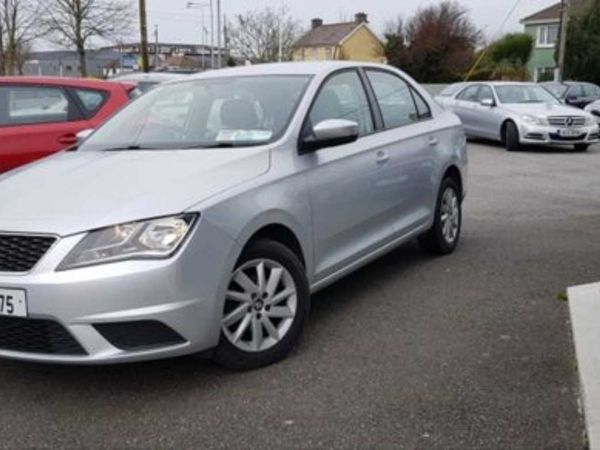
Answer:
[436, 82, 600, 152]
[0, 62, 467, 369]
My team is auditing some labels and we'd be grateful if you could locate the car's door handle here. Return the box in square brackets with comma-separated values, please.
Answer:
[428, 136, 439, 146]
[58, 133, 78, 145]
[375, 150, 390, 164]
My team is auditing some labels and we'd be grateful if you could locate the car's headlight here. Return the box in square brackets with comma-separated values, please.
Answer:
[521, 114, 546, 125]
[58, 214, 197, 270]
[585, 115, 597, 125]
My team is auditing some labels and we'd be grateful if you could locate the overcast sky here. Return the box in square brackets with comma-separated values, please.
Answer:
[145, 0, 558, 45]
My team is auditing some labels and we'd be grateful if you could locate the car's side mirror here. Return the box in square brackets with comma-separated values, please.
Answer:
[300, 119, 359, 153]
[76, 128, 94, 143]
[480, 98, 495, 107]
[566, 95, 578, 104]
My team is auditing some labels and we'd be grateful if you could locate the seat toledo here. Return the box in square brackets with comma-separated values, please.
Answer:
[0, 62, 467, 369]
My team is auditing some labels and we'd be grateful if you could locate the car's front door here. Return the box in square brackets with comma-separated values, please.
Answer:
[0, 85, 91, 173]
[299, 69, 396, 281]
[471, 84, 503, 140]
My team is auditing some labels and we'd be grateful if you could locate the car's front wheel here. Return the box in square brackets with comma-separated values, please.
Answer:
[212, 239, 310, 370]
[504, 121, 521, 152]
[419, 177, 462, 255]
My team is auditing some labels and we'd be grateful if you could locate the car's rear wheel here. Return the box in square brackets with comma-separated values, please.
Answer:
[574, 143, 589, 152]
[212, 239, 309, 370]
[419, 177, 462, 255]
[504, 121, 521, 152]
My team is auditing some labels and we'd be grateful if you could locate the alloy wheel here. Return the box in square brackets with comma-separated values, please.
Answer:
[222, 259, 298, 352]
[440, 187, 460, 245]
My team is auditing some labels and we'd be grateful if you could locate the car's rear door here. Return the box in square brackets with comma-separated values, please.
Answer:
[452, 85, 481, 136]
[363, 68, 437, 237]
[0, 84, 91, 173]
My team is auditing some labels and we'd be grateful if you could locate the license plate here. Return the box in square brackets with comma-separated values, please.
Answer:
[0, 289, 27, 318]
[558, 128, 583, 137]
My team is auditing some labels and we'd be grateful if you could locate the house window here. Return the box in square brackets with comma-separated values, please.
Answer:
[537, 24, 559, 47]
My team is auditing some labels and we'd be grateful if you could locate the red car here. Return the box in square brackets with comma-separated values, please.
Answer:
[0, 77, 135, 173]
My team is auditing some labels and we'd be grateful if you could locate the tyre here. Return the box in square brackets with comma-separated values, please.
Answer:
[212, 239, 310, 370]
[419, 177, 462, 255]
[574, 143, 589, 152]
[504, 121, 521, 152]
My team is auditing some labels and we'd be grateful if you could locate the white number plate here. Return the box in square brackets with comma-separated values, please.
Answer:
[0, 289, 27, 318]
[559, 128, 583, 137]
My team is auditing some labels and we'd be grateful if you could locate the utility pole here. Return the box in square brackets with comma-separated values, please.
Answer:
[557, 0, 569, 81]
[216, 0, 222, 68]
[154, 25, 159, 69]
[139, 0, 150, 72]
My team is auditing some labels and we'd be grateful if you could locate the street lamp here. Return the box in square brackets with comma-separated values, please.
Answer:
[187, 1, 214, 69]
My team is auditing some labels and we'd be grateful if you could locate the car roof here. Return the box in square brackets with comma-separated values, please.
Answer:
[186, 61, 391, 80]
[0, 76, 135, 91]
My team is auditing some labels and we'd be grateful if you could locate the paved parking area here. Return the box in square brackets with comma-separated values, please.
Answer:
[1, 141, 600, 449]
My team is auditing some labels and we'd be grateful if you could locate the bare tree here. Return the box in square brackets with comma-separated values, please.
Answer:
[0, 0, 40, 75]
[40, 0, 134, 77]
[228, 6, 302, 63]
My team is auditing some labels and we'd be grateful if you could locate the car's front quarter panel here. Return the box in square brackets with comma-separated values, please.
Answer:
[0, 216, 241, 363]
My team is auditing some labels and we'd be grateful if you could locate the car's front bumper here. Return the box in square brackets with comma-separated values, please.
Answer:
[0, 218, 239, 364]
[518, 122, 600, 146]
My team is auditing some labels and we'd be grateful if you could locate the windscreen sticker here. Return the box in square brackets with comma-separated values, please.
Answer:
[216, 129, 273, 142]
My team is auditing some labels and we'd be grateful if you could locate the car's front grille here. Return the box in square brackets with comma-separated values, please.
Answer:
[0, 316, 87, 355]
[547, 116, 587, 127]
[0, 234, 56, 272]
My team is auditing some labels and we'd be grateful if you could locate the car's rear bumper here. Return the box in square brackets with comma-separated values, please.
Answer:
[0, 218, 239, 364]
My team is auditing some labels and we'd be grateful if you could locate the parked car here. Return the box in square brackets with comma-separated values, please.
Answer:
[0, 77, 135, 173]
[435, 81, 599, 152]
[541, 81, 600, 109]
[109, 72, 188, 94]
[0, 62, 467, 369]
[584, 100, 600, 124]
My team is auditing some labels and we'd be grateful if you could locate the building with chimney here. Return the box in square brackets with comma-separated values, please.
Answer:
[291, 13, 385, 63]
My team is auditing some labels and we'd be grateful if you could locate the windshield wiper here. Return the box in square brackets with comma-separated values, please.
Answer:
[100, 145, 153, 151]
[184, 141, 267, 149]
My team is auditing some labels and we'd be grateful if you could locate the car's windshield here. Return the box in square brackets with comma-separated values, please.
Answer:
[543, 83, 568, 98]
[79, 75, 311, 151]
[495, 85, 560, 104]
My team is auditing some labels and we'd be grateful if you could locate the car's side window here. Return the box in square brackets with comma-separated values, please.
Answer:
[74, 89, 107, 117]
[456, 85, 480, 102]
[411, 88, 432, 119]
[0, 86, 79, 126]
[568, 85, 584, 99]
[583, 84, 600, 98]
[476, 86, 494, 103]
[366, 70, 422, 128]
[309, 70, 374, 137]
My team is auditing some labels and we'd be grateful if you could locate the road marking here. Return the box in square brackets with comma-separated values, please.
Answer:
[569, 282, 600, 450]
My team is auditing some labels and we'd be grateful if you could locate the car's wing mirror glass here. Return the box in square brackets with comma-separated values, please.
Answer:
[300, 119, 359, 153]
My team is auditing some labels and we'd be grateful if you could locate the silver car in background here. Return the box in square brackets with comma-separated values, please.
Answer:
[0, 62, 467, 369]
[585, 100, 600, 125]
[436, 82, 599, 151]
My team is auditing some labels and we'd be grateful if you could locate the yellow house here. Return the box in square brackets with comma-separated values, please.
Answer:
[292, 13, 386, 64]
